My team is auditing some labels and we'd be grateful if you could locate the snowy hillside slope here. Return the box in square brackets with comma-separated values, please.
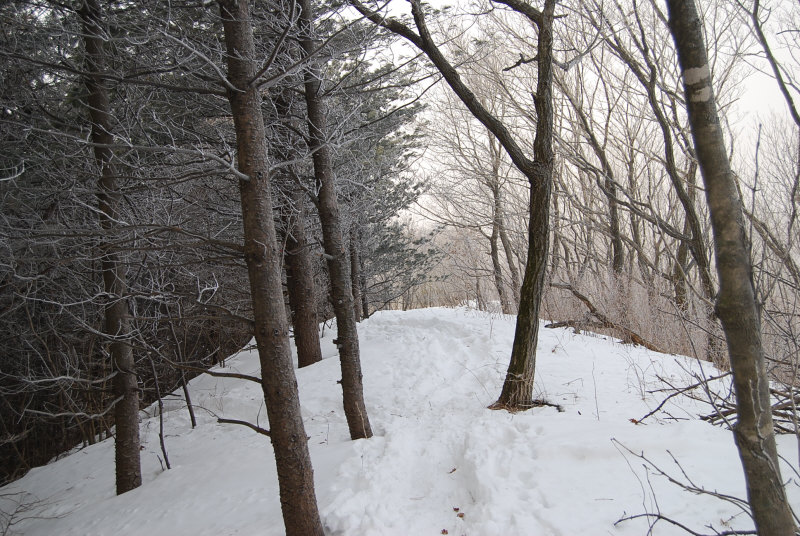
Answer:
[2, 307, 798, 535]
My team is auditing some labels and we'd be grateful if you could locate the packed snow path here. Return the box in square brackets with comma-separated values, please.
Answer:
[2, 307, 798, 535]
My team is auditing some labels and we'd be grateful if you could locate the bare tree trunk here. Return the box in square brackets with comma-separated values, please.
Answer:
[559, 80, 624, 274]
[490, 213, 513, 314]
[604, 16, 715, 303]
[298, 0, 372, 440]
[667, 2, 796, 534]
[489, 136, 520, 308]
[349, 226, 364, 322]
[284, 190, 323, 368]
[78, 0, 141, 495]
[218, 2, 324, 533]
[672, 161, 699, 312]
[494, 0, 556, 409]
[359, 250, 370, 319]
[498, 211, 521, 309]
[351, 0, 556, 411]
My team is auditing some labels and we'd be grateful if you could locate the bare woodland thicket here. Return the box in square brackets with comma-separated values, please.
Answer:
[1, 0, 799, 534]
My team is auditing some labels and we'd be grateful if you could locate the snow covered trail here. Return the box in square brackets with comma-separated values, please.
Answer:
[2, 307, 798, 535]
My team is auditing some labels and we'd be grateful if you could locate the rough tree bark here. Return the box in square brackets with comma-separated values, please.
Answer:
[79, 0, 141, 495]
[492, 0, 556, 408]
[298, 0, 372, 439]
[667, 1, 796, 534]
[218, 1, 324, 533]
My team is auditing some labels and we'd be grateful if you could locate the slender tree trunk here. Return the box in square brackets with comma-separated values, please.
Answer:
[667, 2, 796, 534]
[493, 0, 556, 409]
[349, 226, 364, 322]
[498, 212, 521, 309]
[673, 161, 698, 311]
[78, 0, 141, 495]
[284, 190, 323, 368]
[488, 136, 520, 308]
[298, 0, 372, 439]
[359, 250, 370, 319]
[218, 2, 324, 533]
[490, 212, 513, 315]
[559, 81, 624, 274]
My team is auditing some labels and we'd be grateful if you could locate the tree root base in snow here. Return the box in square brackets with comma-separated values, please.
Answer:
[488, 399, 564, 413]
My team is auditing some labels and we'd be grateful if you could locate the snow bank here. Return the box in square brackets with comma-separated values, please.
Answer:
[2, 307, 797, 535]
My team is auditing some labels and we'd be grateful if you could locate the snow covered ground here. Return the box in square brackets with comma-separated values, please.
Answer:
[2, 307, 798, 535]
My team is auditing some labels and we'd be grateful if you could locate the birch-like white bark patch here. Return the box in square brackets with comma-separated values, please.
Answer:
[691, 85, 712, 102]
[684, 64, 710, 85]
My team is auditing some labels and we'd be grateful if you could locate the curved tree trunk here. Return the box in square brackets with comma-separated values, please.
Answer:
[298, 0, 372, 440]
[79, 0, 141, 495]
[667, 2, 796, 534]
[218, 2, 324, 533]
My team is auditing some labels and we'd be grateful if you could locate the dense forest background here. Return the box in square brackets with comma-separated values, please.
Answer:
[1, 0, 798, 534]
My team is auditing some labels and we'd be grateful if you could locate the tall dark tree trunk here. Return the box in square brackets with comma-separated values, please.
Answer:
[217, 2, 324, 533]
[667, 2, 796, 534]
[493, 0, 556, 409]
[284, 190, 323, 368]
[298, 0, 372, 439]
[78, 0, 141, 495]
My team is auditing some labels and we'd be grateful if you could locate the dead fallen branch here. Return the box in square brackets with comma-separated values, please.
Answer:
[547, 283, 664, 353]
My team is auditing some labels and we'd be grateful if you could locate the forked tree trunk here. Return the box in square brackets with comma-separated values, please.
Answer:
[284, 190, 323, 368]
[298, 0, 372, 439]
[218, 1, 324, 533]
[79, 0, 141, 495]
[667, 2, 796, 534]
